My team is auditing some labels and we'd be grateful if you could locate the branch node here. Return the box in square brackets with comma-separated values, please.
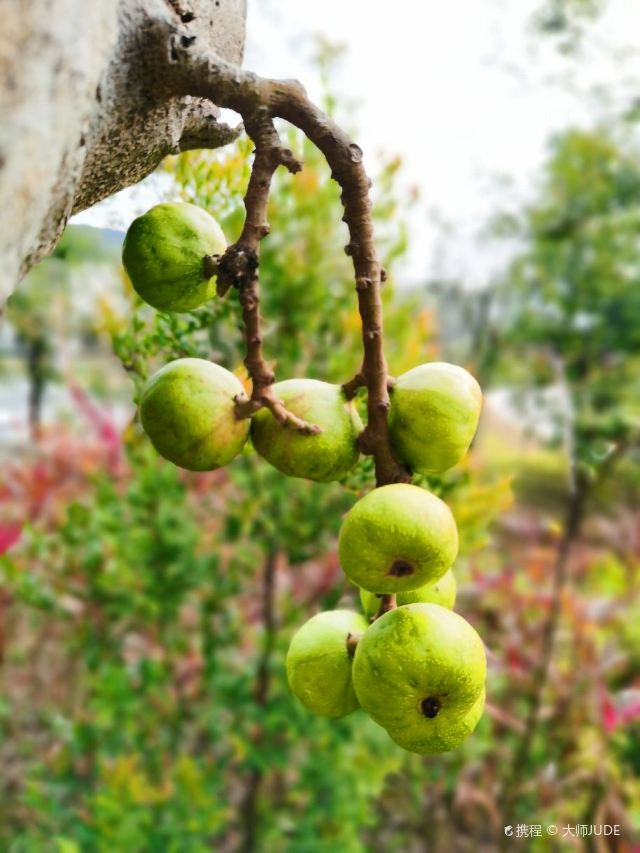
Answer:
[341, 371, 366, 400]
[234, 394, 259, 420]
[348, 143, 363, 163]
[203, 254, 219, 279]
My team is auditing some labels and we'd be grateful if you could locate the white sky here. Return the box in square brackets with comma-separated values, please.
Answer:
[73, 0, 640, 288]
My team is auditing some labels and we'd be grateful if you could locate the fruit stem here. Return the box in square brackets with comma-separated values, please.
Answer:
[346, 632, 361, 657]
[373, 593, 397, 620]
[202, 254, 219, 280]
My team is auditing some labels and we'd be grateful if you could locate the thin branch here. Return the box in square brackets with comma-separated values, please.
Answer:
[174, 52, 410, 488]
[341, 370, 366, 400]
[212, 116, 320, 434]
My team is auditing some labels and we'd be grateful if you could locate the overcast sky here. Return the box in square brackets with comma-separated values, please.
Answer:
[74, 0, 640, 287]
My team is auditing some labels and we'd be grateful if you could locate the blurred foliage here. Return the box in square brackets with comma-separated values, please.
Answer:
[473, 122, 640, 836]
[495, 127, 640, 482]
[531, 0, 606, 54]
[0, 440, 404, 851]
[3, 226, 124, 438]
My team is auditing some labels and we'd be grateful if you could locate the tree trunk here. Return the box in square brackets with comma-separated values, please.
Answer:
[0, 0, 247, 303]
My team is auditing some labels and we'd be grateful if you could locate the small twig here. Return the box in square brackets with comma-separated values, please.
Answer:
[341, 370, 366, 400]
[212, 116, 320, 433]
[234, 391, 320, 434]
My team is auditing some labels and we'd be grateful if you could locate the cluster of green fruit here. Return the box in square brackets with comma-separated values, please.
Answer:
[122, 201, 486, 755]
[287, 483, 486, 754]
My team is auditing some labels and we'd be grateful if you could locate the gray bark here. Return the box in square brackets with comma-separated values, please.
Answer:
[0, 0, 246, 303]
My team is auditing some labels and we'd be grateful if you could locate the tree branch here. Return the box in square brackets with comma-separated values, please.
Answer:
[212, 116, 320, 434]
[173, 52, 410, 489]
[172, 47, 411, 626]
[176, 99, 241, 152]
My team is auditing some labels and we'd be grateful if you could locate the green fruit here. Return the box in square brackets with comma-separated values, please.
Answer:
[140, 358, 249, 471]
[286, 610, 368, 718]
[389, 362, 482, 474]
[352, 604, 486, 754]
[122, 202, 226, 312]
[338, 484, 458, 593]
[251, 379, 363, 482]
[388, 688, 486, 754]
[359, 568, 456, 619]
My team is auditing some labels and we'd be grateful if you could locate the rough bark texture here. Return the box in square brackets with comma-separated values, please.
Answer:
[0, 0, 246, 302]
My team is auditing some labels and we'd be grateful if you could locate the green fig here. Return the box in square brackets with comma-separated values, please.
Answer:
[338, 484, 458, 593]
[122, 202, 226, 312]
[388, 688, 486, 754]
[286, 610, 368, 718]
[251, 379, 363, 482]
[352, 603, 486, 754]
[388, 362, 482, 474]
[359, 568, 456, 619]
[140, 358, 249, 471]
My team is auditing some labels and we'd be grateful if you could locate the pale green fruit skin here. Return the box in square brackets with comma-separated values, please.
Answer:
[286, 610, 368, 718]
[387, 687, 486, 754]
[251, 379, 363, 483]
[389, 362, 482, 474]
[352, 603, 486, 754]
[122, 203, 226, 312]
[140, 358, 249, 471]
[359, 568, 456, 619]
[338, 484, 458, 594]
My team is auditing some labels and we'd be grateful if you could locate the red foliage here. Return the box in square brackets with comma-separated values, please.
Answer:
[0, 525, 22, 555]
